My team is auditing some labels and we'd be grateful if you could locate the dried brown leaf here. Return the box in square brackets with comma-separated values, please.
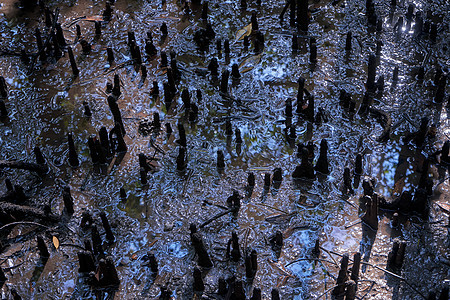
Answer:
[268, 258, 294, 277]
[235, 23, 252, 41]
[52, 236, 60, 249]
[239, 54, 262, 73]
[84, 15, 104, 22]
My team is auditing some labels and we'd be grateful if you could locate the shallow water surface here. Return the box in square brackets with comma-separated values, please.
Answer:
[0, 0, 449, 298]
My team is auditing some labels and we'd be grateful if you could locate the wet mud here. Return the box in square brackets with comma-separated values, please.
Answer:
[0, 0, 449, 299]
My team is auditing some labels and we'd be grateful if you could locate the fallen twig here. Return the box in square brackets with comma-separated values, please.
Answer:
[72, 60, 135, 87]
[0, 221, 49, 231]
[345, 220, 362, 229]
[202, 200, 229, 210]
[285, 257, 339, 268]
[0, 202, 60, 223]
[199, 208, 235, 228]
[0, 160, 47, 174]
[254, 202, 289, 214]
[359, 281, 376, 300]
[3, 261, 26, 271]
[319, 246, 340, 267]
[60, 243, 86, 250]
[314, 284, 338, 299]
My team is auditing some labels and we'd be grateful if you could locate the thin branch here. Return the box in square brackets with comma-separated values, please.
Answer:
[340, 196, 358, 209]
[203, 200, 229, 211]
[59, 243, 86, 250]
[358, 281, 376, 300]
[199, 208, 235, 228]
[345, 220, 362, 229]
[285, 257, 338, 268]
[72, 60, 135, 87]
[3, 261, 26, 271]
[314, 284, 338, 300]
[319, 246, 339, 267]
[254, 202, 289, 214]
[318, 260, 337, 281]
[28, 8, 60, 75]
[0, 221, 50, 231]
[0, 160, 47, 174]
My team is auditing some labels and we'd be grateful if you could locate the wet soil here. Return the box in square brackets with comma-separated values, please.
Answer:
[0, 0, 449, 299]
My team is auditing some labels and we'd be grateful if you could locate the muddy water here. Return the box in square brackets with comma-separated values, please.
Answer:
[0, 0, 449, 298]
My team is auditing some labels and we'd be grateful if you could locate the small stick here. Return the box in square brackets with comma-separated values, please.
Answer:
[0, 157, 46, 172]
[345, 220, 362, 229]
[202, 200, 228, 210]
[314, 285, 339, 300]
[254, 202, 289, 214]
[285, 257, 338, 268]
[318, 246, 339, 266]
[199, 208, 234, 228]
[0, 202, 60, 222]
[0, 221, 49, 231]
